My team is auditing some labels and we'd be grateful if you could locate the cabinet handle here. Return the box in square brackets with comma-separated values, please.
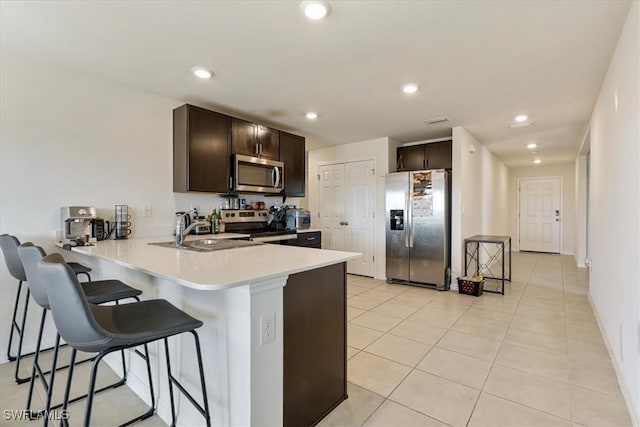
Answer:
[306, 237, 316, 241]
[423, 158, 426, 169]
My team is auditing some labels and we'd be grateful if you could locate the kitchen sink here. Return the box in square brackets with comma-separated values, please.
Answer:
[149, 239, 263, 252]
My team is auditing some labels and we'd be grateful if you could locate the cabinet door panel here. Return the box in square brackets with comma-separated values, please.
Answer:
[280, 132, 305, 196]
[188, 108, 231, 192]
[397, 145, 426, 171]
[258, 126, 280, 160]
[232, 119, 257, 156]
[426, 140, 452, 169]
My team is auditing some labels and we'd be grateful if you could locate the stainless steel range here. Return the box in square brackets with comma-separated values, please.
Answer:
[222, 209, 297, 243]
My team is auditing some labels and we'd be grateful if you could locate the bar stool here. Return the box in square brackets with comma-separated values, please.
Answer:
[0, 234, 93, 384]
[18, 243, 143, 424]
[39, 253, 211, 427]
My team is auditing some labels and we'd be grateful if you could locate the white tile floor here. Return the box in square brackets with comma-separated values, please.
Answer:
[0, 252, 633, 426]
[321, 252, 632, 427]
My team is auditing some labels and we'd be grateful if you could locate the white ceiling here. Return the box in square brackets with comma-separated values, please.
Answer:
[0, 1, 631, 167]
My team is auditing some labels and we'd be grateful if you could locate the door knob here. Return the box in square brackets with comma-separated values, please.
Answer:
[344, 221, 349, 226]
[339, 221, 345, 225]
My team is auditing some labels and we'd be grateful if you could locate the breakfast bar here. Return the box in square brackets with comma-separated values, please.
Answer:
[67, 237, 360, 426]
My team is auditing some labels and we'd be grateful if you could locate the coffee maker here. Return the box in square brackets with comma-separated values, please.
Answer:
[61, 206, 96, 245]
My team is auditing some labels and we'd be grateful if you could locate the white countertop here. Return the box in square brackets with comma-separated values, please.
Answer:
[70, 236, 359, 291]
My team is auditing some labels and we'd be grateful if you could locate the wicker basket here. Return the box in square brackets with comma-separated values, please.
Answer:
[457, 276, 484, 297]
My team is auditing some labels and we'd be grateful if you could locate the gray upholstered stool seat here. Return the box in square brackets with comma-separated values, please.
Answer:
[81, 280, 142, 304]
[40, 253, 211, 427]
[86, 300, 202, 351]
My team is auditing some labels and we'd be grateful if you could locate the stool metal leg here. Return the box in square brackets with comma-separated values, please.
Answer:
[191, 331, 211, 427]
[163, 338, 177, 427]
[7, 280, 25, 361]
[26, 308, 47, 417]
[83, 345, 154, 427]
[13, 287, 30, 384]
[60, 349, 76, 427]
[164, 332, 211, 427]
[42, 333, 62, 427]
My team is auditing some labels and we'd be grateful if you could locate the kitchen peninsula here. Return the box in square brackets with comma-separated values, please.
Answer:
[67, 236, 360, 426]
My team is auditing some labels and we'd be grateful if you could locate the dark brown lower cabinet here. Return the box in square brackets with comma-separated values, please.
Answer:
[284, 262, 347, 426]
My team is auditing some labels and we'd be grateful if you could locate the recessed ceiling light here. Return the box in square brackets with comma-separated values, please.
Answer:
[305, 112, 318, 120]
[192, 67, 212, 79]
[534, 159, 542, 164]
[527, 143, 537, 149]
[515, 114, 528, 122]
[300, 1, 330, 20]
[402, 84, 418, 94]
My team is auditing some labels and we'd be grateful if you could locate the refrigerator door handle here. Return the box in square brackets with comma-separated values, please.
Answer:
[405, 189, 411, 248]
[408, 191, 414, 248]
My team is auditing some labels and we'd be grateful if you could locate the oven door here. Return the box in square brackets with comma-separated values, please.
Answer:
[234, 155, 284, 194]
[251, 233, 297, 244]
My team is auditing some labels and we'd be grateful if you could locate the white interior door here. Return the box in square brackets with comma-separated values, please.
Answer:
[344, 160, 376, 276]
[318, 164, 345, 251]
[318, 160, 376, 277]
[519, 177, 561, 253]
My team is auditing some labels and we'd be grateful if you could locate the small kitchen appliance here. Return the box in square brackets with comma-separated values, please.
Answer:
[61, 206, 96, 244]
[91, 218, 110, 241]
[233, 155, 284, 193]
[114, 204, 132, 239]
[285, 208, 311, 230]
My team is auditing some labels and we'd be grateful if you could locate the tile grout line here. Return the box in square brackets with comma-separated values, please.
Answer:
[464, 251, 537, 426]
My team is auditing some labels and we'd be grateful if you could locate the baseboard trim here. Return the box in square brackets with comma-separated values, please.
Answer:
[588, 293, 639, 427]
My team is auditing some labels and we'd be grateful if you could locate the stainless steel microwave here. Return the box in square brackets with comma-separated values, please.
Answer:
[233, 154, 284, 193]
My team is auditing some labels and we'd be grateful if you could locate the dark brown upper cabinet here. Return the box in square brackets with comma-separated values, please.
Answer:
[232, 118, 280, 160]
[173, 104, 232, 193]
[279, 131, 306, 197]
[397, 140, 452, 171]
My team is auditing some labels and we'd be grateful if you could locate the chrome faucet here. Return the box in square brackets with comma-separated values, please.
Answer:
[175, 211, 209, 246]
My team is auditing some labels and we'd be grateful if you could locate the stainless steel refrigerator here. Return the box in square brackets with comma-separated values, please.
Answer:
[386, 170, 451, 290]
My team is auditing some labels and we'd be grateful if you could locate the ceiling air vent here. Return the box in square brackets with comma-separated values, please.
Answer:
[509, 122, 534, 128]
[424, 117, 450, 125]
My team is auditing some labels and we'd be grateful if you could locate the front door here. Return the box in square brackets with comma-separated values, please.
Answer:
[519, 177, 561, 253]
[318, 160, 376, 277]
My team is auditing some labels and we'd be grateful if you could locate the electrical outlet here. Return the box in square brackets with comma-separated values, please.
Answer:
[260, 313, 276, 346]
[143, 205, 152, 217]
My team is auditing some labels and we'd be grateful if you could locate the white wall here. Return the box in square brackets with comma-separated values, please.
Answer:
[0, 54, 302, 361]
[508, 163, 576, 255]
[451, 127, 509, 282]
[586, 2, 639, 423]
[574, 153, 589, 267]
[308, 137, 392, 280]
